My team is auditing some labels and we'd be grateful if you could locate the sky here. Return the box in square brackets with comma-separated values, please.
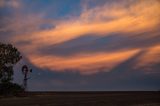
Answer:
[0, 0, 160, 91]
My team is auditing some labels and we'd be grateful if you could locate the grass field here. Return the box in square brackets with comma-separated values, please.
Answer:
[0, 91, 160, 106]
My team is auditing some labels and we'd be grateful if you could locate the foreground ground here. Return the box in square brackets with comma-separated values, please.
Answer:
[0, 91, 160, 106]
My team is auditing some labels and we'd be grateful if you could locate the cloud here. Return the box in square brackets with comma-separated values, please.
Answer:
[11, 0, 160, 50]
[37, 29, 160, 57]
[28, 49, 140, 74]
[134, 45, 160, 73]
[0, 0, 21, 8]
[1, 0, 160, 74]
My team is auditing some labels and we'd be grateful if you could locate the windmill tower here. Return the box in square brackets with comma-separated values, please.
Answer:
[22, 65, 32, 91]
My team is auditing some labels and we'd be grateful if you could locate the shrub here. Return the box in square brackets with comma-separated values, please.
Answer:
[0, 82, 24, 96]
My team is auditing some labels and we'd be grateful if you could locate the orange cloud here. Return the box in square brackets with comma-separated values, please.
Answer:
[9, 0, 160, 74]
[135, 45, 160, 73]
[28, 49, 140, 74]
[13, 0, 160, 48]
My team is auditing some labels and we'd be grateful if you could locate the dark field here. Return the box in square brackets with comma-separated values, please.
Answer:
[0, 91, 160, 106]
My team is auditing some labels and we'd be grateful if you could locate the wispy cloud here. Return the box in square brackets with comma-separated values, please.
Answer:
[28, 49, 140, 74]
[134, 45, 160, 73]
[13, 0, 160, 46]
[1, 0, 160, 74]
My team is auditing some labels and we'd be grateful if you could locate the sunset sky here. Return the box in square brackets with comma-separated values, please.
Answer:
[0, 0, 160, 91]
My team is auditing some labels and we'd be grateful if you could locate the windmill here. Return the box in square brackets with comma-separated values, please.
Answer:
[21, 65, 32, 91]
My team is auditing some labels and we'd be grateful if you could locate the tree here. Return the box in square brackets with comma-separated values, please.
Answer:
[0, 42, 22, 83]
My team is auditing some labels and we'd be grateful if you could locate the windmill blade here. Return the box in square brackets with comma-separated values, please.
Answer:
[30, 69, 32, 72]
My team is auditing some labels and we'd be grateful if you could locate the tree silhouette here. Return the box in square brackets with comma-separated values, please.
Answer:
[0, 43, 22, 83]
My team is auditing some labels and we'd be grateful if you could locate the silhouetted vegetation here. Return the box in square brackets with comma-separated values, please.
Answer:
[0, 82, 24, 95]
[0, 43, 24, 95]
